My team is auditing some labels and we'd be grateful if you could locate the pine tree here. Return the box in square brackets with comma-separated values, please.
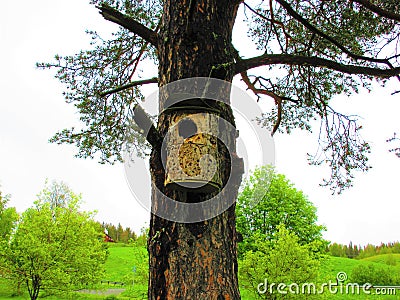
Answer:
[38, 1, 400, 298]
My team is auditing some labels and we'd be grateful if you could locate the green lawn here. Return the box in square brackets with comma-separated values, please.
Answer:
[104, 243, 147, 282]
[2, 244, 400, 299]
[103, 243, 148, 299]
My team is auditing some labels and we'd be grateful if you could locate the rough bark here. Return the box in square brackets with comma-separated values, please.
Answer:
[148, 0, 243, 299]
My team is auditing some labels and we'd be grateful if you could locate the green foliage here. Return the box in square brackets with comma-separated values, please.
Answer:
[37, 179, 79, 210]
[351, 263, 400, 286]
[0, 190, 19, 278]
[1, 182, 108, 300]
[36, 0, 162, 164]
[239, 225, 320, 299]
[358, 244, 378, 259]
[134, 227, 148, 248]
[37, 0, 400, 193]
[328, 242, 400, 260]
[327, 241, 361, 258]
[362, 253, 400, 265]
[247, 0, 399, 192]
[385, 253, 397, 266]
[0, 190, 18, 240]
[5, 241, 400, 299]
[103, 222, 137, 243]
[328, 243, 347, 258]
[236, 166, 326, 257]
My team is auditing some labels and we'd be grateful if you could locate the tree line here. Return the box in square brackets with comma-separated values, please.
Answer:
[101, 222, 137, 243]
[328, 241, 400, 259]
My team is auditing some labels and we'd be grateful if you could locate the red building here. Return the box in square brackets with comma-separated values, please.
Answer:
[104, 232, 115, 243]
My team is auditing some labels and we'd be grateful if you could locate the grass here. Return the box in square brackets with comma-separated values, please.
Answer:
[362, 253, 400, 267]
[103, 243, 148, 299]
[104, 243, 146, 282]
[2, 244, 400, 299]
[317, 256, 400, 300]
[240, 255, 400, 299]
[0, 243, 148, 300]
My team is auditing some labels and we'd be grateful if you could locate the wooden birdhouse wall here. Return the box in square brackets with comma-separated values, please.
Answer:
[164, 112, 222, 193]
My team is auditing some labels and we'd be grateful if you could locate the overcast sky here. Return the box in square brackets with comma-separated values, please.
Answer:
[1, 1, 399, 246]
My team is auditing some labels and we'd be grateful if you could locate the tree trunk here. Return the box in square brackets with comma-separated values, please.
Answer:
[148, 0, 243, 299]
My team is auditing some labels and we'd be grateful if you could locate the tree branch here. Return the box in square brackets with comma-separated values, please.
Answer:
[234, 53, 400, 77]
[97, 4, 158, 47]
[275, 0, 394, 65]
[99, 77, 158, 97]
[132, 104, 161, 149]
[353, 0, 400, 22]
[240, 72, 282, 136]
[243, 2, 292, 47]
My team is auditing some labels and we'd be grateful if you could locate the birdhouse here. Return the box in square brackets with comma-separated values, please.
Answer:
[164, 112, 223, 194]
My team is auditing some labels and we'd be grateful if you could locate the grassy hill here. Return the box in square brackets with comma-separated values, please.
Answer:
[362, 253, 400, 267]
[2, 244, 400, 299]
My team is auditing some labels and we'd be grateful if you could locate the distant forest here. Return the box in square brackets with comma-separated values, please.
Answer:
[328, 241, 400, 259]
[102, 222, 140, 243]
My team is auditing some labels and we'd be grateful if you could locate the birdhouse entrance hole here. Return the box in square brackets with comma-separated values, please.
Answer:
[178, 118, 197, 139]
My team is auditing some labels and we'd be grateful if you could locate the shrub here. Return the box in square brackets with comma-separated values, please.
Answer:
[351, 263, 400, 286]
[239, 225, 320, 299]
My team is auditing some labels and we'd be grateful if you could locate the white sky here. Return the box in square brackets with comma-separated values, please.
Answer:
[1, 1, 400, 246]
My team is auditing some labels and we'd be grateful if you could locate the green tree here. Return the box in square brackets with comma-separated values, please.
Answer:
[129, 229, 138, 243]
[134, 227, 149, 248]
[392, 242, 400, 254]
[36, 180, 77, 210]
[2, 183, 108, 300]
[358, 243, 378, 259]
[240, 225, 320, 299]
[237, 166, 326, 256]
[0, 190, 19, 278]
[328, 243, 347, 258]
[0, 190, 18, 240]
[116, 223, 124, 242]
[38, 0, 400, 297]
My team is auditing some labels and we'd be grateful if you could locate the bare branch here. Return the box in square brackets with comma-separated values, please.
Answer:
[387, 132, 400, 158]
[391, 90, 400, 95]
[234, 53, 400, 77]
[132, 104, 161, 149]
[97, 3, 158, 47]
[240, 71, 282, 136]
[99, 77, 158, 97]
[353, 0, 400, 22]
